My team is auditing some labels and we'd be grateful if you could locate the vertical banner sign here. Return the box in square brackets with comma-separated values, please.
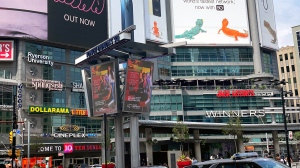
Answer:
[90, 61, 116, 116]
[17, 84, 23, 109]
[123, 59, 154, 113]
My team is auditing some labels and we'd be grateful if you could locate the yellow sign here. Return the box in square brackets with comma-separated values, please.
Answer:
[29, 106, 70, 114]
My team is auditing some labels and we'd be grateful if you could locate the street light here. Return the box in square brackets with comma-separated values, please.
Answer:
[270, 79, 292, 167]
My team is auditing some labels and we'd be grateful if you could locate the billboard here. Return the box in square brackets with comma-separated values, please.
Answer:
[123, 59, 154, 113]
[0, 0, 108, 48]
[171, 0, 250, 45]
[109, 0, 146, 43]
[256, 0, 278, 50]
[90, 62, 116, 116]
[144, 0, 168, 43]
[0, 40, 14, 61]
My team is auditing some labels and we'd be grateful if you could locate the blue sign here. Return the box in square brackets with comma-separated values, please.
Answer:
[16, 129, 21, 134]
[86, 35, 120, 58]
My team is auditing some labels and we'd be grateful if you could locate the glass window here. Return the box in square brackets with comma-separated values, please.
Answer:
[284, 54, 288, 60]
[279, 55, 283, 61]
[290, 52, 294, 59]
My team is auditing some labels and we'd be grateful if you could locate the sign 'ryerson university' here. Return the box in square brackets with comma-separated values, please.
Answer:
[75, 30, 132, 66]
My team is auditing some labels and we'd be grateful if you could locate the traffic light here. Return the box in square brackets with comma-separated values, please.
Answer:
[9, 131, 13, 144]
[15, 150, 21, 157]
[7, 150, 12, 156]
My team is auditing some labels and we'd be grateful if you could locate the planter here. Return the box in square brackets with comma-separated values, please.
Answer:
[101, 163, 115, 168]
[177, 160, 192, 168]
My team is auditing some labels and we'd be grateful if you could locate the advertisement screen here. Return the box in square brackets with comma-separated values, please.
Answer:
[144, 0, 168, 43]
[91, 62, 116, 116]
[171, 0, 250, 45]
[109, 0, 146, 43]
[0, 0, 108, 48]
[123, 59, 154, 113]
[256, 0, 278, 50]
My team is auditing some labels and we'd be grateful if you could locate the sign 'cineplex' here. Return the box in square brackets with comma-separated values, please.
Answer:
[216, 90, 273, 98]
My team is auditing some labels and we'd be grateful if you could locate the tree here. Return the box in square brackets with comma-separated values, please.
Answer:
[293, 131, 300, 156]
[222, 117, 243, 153]
[172, 121, 189, 155]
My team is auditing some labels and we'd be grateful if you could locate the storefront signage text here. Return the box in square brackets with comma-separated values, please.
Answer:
[86, 35, 120, 58]
[60, 125, 80, 132]
[39, 145, 62, 152]
[0, 105, 13, 111]
[53, 133, 86, 138]
[72, 82, 84, 92]
[217, 90, 273, 98]
[206, 110, 265, 118]
[27, 52, 54, 66]
[64, 143, 101, 153]
[71, 109, 88, 116]
[32, 79, 63, 91]
[29, 106, 70, 114]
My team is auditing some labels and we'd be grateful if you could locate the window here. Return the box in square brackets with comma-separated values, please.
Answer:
[286, 66, 290, 72]
[293, 77, 297, 83]
[292, 65, 295, 71]
[0, 70, 11, 79]
[281, 67, 284, 73]
[279, 55, 283, 61]
[284, 54, 288, 60]
[290, 52, 294, 59]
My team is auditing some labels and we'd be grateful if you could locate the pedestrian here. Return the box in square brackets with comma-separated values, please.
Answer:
[192, 157, 197, 164]
[275, 153, 280, 162]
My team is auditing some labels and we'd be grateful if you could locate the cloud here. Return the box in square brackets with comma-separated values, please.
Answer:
[274, 0, 300, 47]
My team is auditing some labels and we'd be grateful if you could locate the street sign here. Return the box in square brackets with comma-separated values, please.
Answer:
[16, 129, 21, 134]
[0, 41, 14, 61]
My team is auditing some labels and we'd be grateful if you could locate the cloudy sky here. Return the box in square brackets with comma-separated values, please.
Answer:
[273, 0, 300, 48]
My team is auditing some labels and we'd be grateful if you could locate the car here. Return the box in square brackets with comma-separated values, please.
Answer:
[89, 164, 102, 168]
[77, 163, 89, 168]
[184, 152, 289, 168]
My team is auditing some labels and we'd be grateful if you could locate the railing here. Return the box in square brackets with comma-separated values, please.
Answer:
[152, 85, 277, 91]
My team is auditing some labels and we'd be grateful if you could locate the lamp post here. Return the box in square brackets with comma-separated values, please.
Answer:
[271, 79, 292, 167]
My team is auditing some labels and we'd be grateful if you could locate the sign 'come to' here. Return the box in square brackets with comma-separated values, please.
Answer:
[29, 106, 70, 114]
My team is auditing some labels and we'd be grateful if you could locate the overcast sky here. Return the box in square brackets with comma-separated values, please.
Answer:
[274, 0, 300, 48]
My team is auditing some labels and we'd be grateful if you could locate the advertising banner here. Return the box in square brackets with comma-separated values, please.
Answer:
[109, 0, 146, 43]
[144, 0, 168, 43]
[0, 40, 14, 61]
[171, 0, 250, 45]
[0, 0, 108, 48]
[90, 61, 116, 116]
[123, 59, 154, 113]
[256, 0, 278, 50]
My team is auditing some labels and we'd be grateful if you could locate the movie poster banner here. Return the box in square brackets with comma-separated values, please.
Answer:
[90, 61, 116, 116]
[123, 59, 154, 113]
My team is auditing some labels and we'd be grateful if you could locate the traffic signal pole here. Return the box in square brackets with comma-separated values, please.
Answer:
[12, 85, 17, 168]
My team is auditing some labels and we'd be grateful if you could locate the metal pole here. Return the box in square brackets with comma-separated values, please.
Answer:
[266, 133, 269, 153]
[12, 85, 17, 168]
[27, 120, 30, 168]
[104, 113, 107, 168]
[281, 87, 291, 167]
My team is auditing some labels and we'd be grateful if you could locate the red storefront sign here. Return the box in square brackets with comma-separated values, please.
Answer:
[63, 143, 102, 153]
[217, 90, 255, 98]
[0, 41, 14, 61]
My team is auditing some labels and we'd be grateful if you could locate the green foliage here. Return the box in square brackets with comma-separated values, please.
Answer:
[294, 131, 300, 140]
[172, 121, 189, 143]
[222, 116, 243, 153]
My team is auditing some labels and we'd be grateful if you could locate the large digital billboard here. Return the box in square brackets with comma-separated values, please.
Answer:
[0, 0, 108, 48]
[171, 0, 250, 45]
[256, 0, 278, 50]
[109, 0, 146, 43]
[144, 0, 168, 44]
[123, 59, 154, 113]
[90, 61, 116, 116]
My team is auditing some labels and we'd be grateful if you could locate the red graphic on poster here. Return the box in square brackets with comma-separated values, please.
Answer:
[90, 61, 116, 116]
[123, 59, 154, 113]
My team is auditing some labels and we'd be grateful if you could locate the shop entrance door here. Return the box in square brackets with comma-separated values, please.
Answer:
[75, 158, 85, 164]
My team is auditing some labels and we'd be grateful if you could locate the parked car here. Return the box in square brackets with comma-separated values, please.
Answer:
[89, 164, 102, 168]
[184, 152, 289, 168]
